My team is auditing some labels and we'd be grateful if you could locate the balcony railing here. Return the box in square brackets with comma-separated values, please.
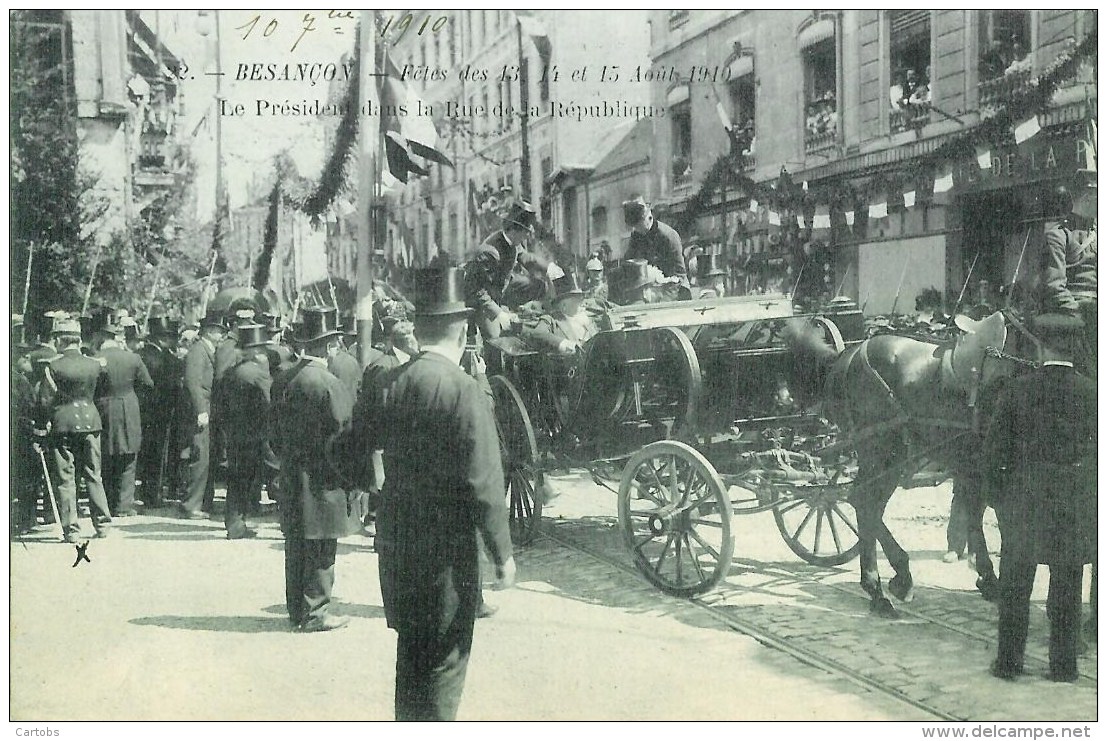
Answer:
[889, 101, 931, 134]
[672, 155, 693, 186]
[804, 99, 838, 153]
[979, 67, 1033, 111]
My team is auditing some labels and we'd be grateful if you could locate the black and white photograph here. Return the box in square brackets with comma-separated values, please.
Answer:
[8, 8, 1098, 726]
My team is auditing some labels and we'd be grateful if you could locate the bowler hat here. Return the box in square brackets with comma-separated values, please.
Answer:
[552, 272, 585, 300]
[622, 196, 649, 226]
[237, 323, 272, 349]
[698, 252, 726, 279]
[298, 307, 342, 344]
[504, 201, 538, 233]
[410, 267, 472, 317]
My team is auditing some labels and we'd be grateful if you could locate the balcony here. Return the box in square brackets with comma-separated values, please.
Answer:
[668, 10, 689, 29]
[672, 155, 693, 187]
[804, 97, 838, 154]
[889, 101, 931, 134]
[979, 66, 1033, 111]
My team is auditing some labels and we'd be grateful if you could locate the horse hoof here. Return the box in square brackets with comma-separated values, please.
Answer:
[976, 577, 1000, 603]
[888, 574, 914, 603]
[870, 598, 900, 619]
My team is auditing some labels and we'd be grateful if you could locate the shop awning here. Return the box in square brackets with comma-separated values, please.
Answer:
[798, 19, 834, 49]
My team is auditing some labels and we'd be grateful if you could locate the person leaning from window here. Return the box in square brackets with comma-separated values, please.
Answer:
[622, 196, 690, 299]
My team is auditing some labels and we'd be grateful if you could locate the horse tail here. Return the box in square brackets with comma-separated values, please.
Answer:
[783, 318, 844, 405]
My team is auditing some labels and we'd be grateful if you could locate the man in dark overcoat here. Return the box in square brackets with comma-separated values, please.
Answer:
[221, 324, 273, 539]
[984, 314, 1097, 682]
[463, 201, 552, 340]
[358, 266, 515, 720]
[622, 196, 690, 298]
[136, 316, 182, 506]
[95, 321, 154, 516]
[181, 311, 226, 518]
[270, 307, 357, 632]
[43, 318, 113, 542]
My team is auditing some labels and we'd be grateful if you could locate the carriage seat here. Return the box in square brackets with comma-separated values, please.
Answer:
[941, 311, 1007, 394]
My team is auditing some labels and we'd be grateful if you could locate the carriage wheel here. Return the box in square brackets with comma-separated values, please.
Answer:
[772, 486, 860, 567]
[618, 440, 734, 596]
[650, 326, 703, 434]
[489, 375, 542, 546]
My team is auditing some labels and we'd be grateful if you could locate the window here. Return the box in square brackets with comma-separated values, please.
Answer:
[727, 73, 756, 165]
[669, 10, 689, 29]
[803, 38, 837, 151]
[978, 10, 1032, 108]
[888, 10, 931, 133]
[591, 205, 608, 237]
[668, 86, 692, 185]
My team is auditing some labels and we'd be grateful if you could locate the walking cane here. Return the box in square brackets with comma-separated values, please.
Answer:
[34, 443, 64, 542]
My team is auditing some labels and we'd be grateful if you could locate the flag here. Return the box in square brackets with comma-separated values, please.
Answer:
[715, 97, 732, 132]
[802, 180, 809, 192]
[381, 54, 454, 184]
[516, 11, 552, 70]
[903, 190, 916, 209]
[768, 210, 781, 226]
[748, 198, 759, 212]
[844, 210, 855, 226]
[813, 207, 831, 229]
[976, 146, 992, 170]
[933, 167, 954, 193]
[797, 215, 805, 228]
[868, 201, 887, 219]
[1013, 115, 1041, 144]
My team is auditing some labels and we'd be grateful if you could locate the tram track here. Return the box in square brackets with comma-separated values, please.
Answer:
[539, 526, 962, 721]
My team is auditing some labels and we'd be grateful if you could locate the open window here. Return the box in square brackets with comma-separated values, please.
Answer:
[591, 205, 609, 238]
[978, 10, 1032, 108]
[728, 72, 756, 166]
[668, 85, 692, 186]
[803, 35, 837, 152]
[889, 10, 932, 133]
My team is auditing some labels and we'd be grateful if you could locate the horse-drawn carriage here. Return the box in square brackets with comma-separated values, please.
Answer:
[483, 292, 869, 596]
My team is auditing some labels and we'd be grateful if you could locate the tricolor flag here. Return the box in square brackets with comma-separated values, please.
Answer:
[844, 210, 855, 226]
[813, 207, 831, 229]
[516, 11, 552, 72]
[749, 198, 759, 212]
[768, 210, 781, 226]
[868, 201, 888, 219]
[381, 53, 454, 184]
[976, 146, 992, 170]
[1013, 115, 1041, 144]
[903, 190, 916, 209]
[933, 167, 954, 194]
[797, 214, 805, 228]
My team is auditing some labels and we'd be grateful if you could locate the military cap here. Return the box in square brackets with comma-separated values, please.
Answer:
[504, 201, 538, 233]
[622, 196, 649, 227]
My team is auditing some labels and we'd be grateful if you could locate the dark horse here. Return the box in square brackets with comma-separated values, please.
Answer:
[785, 311, 1029, 617]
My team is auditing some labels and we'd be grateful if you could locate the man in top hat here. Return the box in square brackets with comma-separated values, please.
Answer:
[984, 313, 1096, 683]
[43, 316, 114, 542]
[137, 316, 183, 506]
[180, 309, 227, 519]
[610, 258, 669, 306]
[327, 317, 362, 399]
[517, 272, 598, 355]
[463, 200, 555, 339]
[95, 318, 154, 517]
[696, 252, 728, 299]
[270, 306, 358, 632]
[1039, 177, 1096, 375]
[221, 323, 275, 539]
[584, 257, 608, 303]
[622, 196, 690, 299]
[351, 266, 514, 719]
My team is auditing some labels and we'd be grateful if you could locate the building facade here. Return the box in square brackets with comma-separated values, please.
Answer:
[647, 10, 1096, 311]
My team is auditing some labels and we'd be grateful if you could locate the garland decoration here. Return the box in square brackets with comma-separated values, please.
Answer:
[252, 175, 282, 291]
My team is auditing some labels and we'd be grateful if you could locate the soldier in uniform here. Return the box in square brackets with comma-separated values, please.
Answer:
[270, 307, 357, 632]
[43, 317, 113, 542]
[222, 324, 273, 539]
[463, 201, 553, 339]
[622, 196, 690, 298]
[696, 252, 728, 299]
[180, 310, 227, 519]
[136, 316, 183, 507]
[985, 314, 1097, 682]
[1040, 178, 1097, 375]
[356, 267, 514, 720]
[95, 319, 154, 517]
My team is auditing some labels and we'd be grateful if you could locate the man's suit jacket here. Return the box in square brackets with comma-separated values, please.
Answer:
[47, 348, 105, 434]
[360, 350, 512, 631]
[223, 357, 272, 447]
[327, 348, 362, 399]
[270, 357, 356, 540]
[464, 230, 550, 320]
[1042, 221, 1097, 314]
[184, 337, 216, 420]
[95, 344, 154, 455]
[626, 219, 688, 285]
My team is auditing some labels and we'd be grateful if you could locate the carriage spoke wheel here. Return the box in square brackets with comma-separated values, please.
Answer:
[490, 375, 542, 546]
[618, 441, 734, 596]
[648, 327, 702, 435]
[773, 486, 859, 567]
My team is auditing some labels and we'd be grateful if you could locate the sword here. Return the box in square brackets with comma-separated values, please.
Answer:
[954, 251, 981, 315]
[1005, 228, 1032, 308]
[34, 442, 64, 542]
[889, 254, 911, 317]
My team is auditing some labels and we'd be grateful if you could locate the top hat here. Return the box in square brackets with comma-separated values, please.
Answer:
[147, 315, 177, 337]
[585, 257, 604, 272]
[698, 252, 726, 279]
[410, 267, 472, 317]
[201, 308, 226, 329]
[298, 307, 342, 344]
[236, 323, 272, 349]
[622, 196, 649, 227]
[504, 201, 538, 233]
[552, 272, 585, 300]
